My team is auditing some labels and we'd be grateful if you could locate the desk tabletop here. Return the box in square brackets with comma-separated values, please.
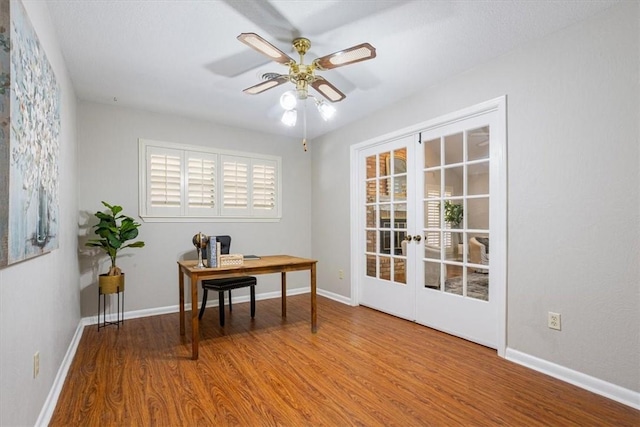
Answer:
[178, 255, 317, 278]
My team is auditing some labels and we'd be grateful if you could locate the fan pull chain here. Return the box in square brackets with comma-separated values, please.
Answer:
[302, 100, 308, 151]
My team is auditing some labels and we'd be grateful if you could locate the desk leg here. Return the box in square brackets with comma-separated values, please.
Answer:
[281, 272, 287, 318]
[179, 266, 185, 336]
[190, 273, 199, 360]
[311, 263, 317, 333]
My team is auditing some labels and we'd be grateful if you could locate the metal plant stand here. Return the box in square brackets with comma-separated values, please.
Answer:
[98, 286, 124, 330]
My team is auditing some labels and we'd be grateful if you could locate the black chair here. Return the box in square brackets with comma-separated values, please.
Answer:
[198, 235, 256, 326]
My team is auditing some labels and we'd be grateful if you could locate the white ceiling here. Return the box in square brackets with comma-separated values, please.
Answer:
[45, 0, 620, 140]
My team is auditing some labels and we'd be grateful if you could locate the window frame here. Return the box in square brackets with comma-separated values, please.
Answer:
[139, 139, 282, 222]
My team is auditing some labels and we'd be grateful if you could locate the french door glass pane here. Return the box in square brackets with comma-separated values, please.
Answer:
[366, 230, 376, 252]
[424, 138, 441, 167]
[424, 241, 441, 259]
[444, 133, 463, 165]
[380, 205, 391, 227]
[394, 257, 406, 284]
[393, 148, 407, 172]
[468, 163, 489, 195]
[469, 233, 490, 272]
[380, 178, 390, 199]
[425, 170, 441, 191]
[444, 166, 464, 197]
[424, 259, 441, 289]
[380, 230, 391, 255]
[366, 205, 376, 228]
[467, 197, 489, 230]
[394, 175, 407, 200]
[379, 256, 391, 281]
[366, 254, 376, 278]
[467, 127, 490, 161]
[445, 231, 464, 262]
[366, 155, 377, 179]
[366, 180, 376, 203]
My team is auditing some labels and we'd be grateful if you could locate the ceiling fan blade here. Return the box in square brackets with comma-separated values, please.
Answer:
[222, 0, 299, 42]
[313, 42, 377, 70]
[237, 33, 294, 65]
[311, 77, 346, 102]
[206, 50, 270, 78]
[242, 75, 289, 95]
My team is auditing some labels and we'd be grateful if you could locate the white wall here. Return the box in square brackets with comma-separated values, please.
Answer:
[0, 2, 79, 426]
[312, 3, 639, 394]
[77, 102, 312, 317]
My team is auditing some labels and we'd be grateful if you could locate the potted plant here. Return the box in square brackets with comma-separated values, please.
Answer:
[444, 200, 464, 253]
[443, 200, 463, 228]
[85, 201, 145, 293]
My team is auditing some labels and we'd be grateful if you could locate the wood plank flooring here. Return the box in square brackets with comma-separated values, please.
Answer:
[50, 295, 639, 426]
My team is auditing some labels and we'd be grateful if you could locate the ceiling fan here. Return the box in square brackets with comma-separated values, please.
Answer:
[238, 32, 377, 103]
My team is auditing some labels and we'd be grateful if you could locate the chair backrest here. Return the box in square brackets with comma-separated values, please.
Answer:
[203, 235, 231, 260]
[215, 235, 231, 255]
[469, 237, 489, 273]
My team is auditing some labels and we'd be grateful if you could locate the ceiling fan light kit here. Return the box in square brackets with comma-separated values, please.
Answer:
[237, 32, 377, 150]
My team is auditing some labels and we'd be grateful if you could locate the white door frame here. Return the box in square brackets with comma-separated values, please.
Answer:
[350, 96, 507, 357]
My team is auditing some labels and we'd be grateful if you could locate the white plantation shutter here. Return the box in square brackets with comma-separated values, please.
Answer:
[140, 139, 281, 220]
[221, 155, 249, 215]
[146, 146, 184, 216]
[187, 153, 216, 215]
[252, 161, 276, 213]
[150, 154, 181, 206]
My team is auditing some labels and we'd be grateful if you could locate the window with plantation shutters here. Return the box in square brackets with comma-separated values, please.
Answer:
[139, 139, 281, 221]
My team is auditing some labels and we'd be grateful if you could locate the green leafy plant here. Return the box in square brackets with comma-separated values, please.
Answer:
[85, 201, 145, 276]
[444, 200, 463, 227]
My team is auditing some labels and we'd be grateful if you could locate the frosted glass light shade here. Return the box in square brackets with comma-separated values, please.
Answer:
[281, 109, 297, 126]
[316, 101, 336, 121]
[280, 91, 297, 110]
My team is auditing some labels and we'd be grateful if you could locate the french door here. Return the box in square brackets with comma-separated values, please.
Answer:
[358, 135, 416, 320]
[355, 98, 506, 351]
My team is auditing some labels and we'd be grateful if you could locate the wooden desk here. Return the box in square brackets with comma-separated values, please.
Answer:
[178, 255, 318, 360]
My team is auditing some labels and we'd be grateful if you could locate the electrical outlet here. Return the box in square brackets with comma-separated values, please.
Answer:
[548, 312, 561, 330]
[33, 352, 40, 378]
[338, 269, 344, 280]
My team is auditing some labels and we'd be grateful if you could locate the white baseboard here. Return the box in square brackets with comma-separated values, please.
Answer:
[317, 288, 351, 305]
[83, 286, 313, 325]
[35, 320, 85, 427]
[506, 348, 640, 410]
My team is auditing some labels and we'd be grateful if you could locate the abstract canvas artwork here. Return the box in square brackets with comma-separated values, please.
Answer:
[0, 0, 60, 267]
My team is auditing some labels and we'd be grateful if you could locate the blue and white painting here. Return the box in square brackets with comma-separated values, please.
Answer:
[0, 0, 60, 267]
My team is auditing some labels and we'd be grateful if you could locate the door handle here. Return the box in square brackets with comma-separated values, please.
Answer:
[404, 235, 413, 242]
[413, 235, 422, 242]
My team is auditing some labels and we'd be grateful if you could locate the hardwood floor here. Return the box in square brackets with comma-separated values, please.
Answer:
[50, 295, 639, 426]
